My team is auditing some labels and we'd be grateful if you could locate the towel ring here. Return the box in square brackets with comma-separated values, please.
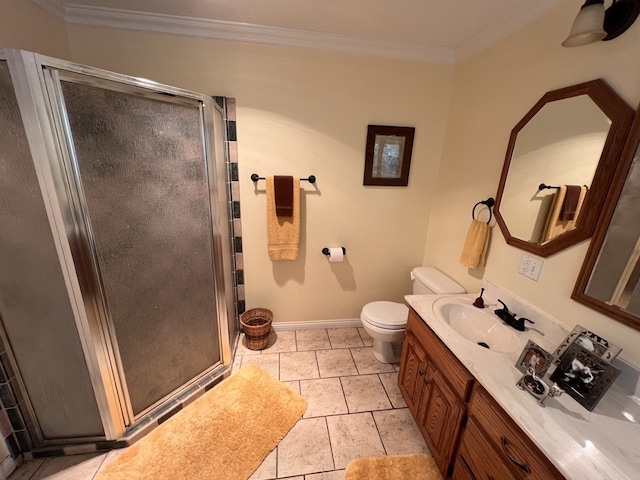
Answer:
[472, 198, 495, 224]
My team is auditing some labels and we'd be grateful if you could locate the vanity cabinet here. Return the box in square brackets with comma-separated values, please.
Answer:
[399, 307, 565, 480]
[459, 385, 564, 480]
[399, 308, 474, 475]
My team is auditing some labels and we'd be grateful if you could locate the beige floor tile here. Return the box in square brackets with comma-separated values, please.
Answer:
[231, 351, 243, 374]
[8, 459, 45, 480]
[277, 417, 334, 477]
[296, 330, 331, 351]
[305, 471, 345, 480]
[326, 413, 386, 470]
[280, 351, 319, 381]
[315, 349, 358, 378]
[378, 372, 407, 408]
[241, 353, 280, 379]
[248, 447, 277, 480]
[350, 347, 396, 374]
[357, 327, 373, 347]
[262, 331, 298, 354]
[94, 448, 129, 476]
[300, 378, 348, 418]
[327, 328, 364, 349]
[31, 453, 106, 480]
[282, 380, 301, 395]
[340, 375, 392, 413]
[373, 408, 430, 456]
[236, 334, 262, 355]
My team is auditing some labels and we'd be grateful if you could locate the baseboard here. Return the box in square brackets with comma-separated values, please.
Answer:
[1, 455, 18, 479]
[271, 318, 362, 331]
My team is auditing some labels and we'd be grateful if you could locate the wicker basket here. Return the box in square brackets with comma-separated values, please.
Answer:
[240, 308, 273, 350]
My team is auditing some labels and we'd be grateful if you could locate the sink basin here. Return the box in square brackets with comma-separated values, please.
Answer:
[434, 300, 522, 354]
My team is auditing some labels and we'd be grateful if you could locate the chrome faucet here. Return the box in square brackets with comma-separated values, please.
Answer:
[494, 299, 534, 331]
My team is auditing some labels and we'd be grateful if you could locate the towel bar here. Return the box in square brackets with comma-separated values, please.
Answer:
[251, 173, 316, 184]
[538, 183, 560, 190]
[472, 197, 495, 224]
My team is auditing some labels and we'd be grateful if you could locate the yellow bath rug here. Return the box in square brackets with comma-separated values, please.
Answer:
[95, 365, 307, 480]
[345, 453, 443, 480]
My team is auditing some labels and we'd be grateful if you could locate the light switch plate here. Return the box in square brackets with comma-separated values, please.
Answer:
[519, 254, 543, 281]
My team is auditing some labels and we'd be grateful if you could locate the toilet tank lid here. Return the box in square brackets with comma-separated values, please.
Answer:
[411, 267, 465, 294]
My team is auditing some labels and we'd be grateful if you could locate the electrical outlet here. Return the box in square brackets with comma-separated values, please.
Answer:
[519, 254, 543, 281]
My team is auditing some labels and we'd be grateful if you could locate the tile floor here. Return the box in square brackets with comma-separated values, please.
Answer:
[8, 327, 429, 480]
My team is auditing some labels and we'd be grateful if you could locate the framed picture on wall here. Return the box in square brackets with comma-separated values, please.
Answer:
[363, 125, 415, 186]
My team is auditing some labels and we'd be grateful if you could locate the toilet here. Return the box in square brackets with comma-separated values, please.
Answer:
[360, 267, 465, 363]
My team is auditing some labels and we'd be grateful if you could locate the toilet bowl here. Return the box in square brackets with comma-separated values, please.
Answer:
[360, 267, 465, 363]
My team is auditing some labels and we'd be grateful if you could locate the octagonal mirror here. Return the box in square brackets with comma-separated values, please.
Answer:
[494, 79, 634, 257]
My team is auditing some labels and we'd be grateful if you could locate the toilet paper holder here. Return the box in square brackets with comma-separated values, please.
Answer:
[322, 247, 346, 256]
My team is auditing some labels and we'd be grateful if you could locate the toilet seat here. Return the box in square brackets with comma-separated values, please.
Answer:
[361, 301, 408, 331]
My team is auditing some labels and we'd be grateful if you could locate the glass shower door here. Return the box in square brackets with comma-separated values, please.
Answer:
[54, 76, 223, 418]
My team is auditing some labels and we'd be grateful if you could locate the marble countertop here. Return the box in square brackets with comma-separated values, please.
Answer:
[405, 284, 640, 480]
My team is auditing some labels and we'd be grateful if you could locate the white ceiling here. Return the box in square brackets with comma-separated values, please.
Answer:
[34, 0, 565, 63]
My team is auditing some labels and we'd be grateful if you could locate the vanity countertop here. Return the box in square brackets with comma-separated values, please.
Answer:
[405, 291, 640, 480]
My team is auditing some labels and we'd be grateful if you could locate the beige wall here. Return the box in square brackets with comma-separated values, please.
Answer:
[64, 27, 454, 322]
[4, 2, 640, 366]
[426, 1, 640, 367]
[0, 1, 70, 58]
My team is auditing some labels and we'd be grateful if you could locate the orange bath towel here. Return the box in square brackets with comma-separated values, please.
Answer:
[266, 176, 300, 261]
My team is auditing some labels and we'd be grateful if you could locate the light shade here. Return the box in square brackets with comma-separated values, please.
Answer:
[562, 0, 607, 47]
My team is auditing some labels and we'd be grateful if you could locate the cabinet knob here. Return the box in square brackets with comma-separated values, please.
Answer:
[419, 369, 425, 376]
[500, 436, 531, 474]
[424, 378, 430, 386]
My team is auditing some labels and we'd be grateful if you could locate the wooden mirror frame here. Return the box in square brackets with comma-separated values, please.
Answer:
[494, 80, 634, 257]
[573, 102, 640, 332]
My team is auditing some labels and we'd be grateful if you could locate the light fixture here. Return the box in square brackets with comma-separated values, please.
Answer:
[562, 0, 640, 47]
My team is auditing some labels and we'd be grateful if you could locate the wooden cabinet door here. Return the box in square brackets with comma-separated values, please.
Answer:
[456, 417, 517, 480]
[398, 331, 429, 416]
[418, 364, 466, 475]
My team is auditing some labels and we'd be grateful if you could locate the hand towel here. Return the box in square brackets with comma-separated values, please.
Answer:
[460, 219, 490, 269]
[559, 185, 582, 221]
[541, 185, 588, 242]
[266, 176, 300, 261]
[274, 175, 294, 217]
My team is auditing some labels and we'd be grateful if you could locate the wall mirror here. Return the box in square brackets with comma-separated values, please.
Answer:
[573, 104, 640, 333]
[494, 80, 634, 257]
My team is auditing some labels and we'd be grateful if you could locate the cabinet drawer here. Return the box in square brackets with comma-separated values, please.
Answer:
[457, 417, 517, 480]
[470, 386, 565, 480]
[407, 308, 474, 400]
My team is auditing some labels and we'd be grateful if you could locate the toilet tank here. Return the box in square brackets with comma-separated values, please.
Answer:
[411, 267, 465, 295]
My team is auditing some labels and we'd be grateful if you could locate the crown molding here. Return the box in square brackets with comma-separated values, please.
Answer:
[33, 0, 67, 19]
[33, 0, 561, 65]
[455, 0, 561, 62]
[33, 0, 455, 64]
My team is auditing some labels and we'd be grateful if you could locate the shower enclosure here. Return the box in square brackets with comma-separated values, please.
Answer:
[0, 49, 237, 448]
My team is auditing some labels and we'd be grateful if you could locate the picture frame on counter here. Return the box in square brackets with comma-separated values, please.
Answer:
[549, 342, 621, 411]
[515, 340, 554, 377]
[553, 324, 621, 364]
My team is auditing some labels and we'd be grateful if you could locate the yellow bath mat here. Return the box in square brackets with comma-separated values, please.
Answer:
[95, 365, 307, 480]
[345, 453, 443, 480]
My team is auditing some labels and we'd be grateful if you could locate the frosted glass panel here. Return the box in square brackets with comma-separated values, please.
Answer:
[0, 62, 102, 437]
[61, 81, 220, 415]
